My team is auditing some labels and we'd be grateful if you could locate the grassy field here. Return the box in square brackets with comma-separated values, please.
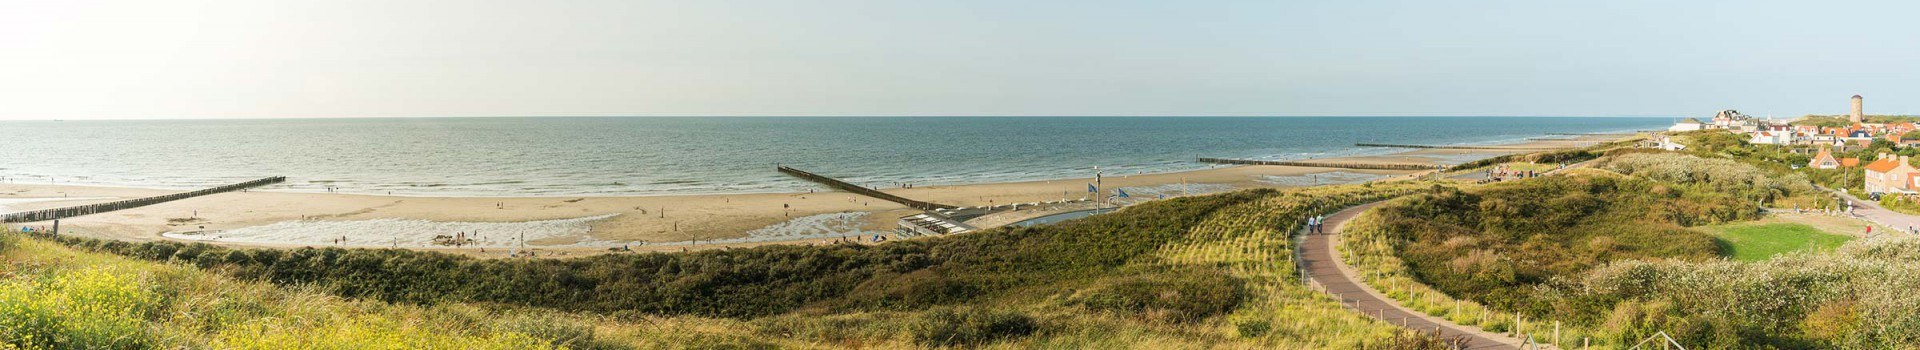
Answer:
[1704, 221, 1855, 262]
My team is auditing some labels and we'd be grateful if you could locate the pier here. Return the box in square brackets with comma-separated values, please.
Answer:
[1353, 143, 1556, 150]
[776, 166, 955, 210]
[1196, 157, 1443, 171]
[3, 176, 286, 223]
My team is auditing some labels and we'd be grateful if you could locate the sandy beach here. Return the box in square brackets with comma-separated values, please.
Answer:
[0, 134, 1629, 255]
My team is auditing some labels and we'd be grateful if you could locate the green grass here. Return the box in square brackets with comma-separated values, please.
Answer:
[1706, 223, 1853, 262]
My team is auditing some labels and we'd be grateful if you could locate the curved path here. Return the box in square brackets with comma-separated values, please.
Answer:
[1299, 202, 1527, 350]
[1831, 189, 1920, 235]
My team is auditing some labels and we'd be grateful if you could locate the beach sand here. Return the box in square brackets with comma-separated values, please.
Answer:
[0, 133, 1633, 255]
[2, 164, 1412, 247]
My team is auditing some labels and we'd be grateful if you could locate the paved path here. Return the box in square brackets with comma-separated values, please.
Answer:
[1299, 202, 1527, 350]
[1831, 190, 1920, 235]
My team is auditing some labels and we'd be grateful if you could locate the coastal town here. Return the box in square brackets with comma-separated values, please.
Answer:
[1667, 95, 1920, 196]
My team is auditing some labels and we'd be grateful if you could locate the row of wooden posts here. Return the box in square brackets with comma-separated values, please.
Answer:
[774, 166, 954, 210]
[1195, 157, 1446, 171]
[1353, 143, 1554, 150]
[1, 176, 286, 223]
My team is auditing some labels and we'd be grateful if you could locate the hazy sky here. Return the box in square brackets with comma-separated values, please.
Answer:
[2, 0, 1916, 120]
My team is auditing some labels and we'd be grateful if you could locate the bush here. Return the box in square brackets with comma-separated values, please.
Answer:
[0, 267, 159, 349]
[1073, 272, 1243, 324]
[908, 306, 1038, 347]
[1595, 152, 1814, 206]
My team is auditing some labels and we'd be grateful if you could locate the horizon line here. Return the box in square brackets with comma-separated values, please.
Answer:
[0, 114, 1694, 122]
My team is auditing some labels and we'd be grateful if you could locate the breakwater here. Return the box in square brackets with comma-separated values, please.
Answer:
[1195, 158, 1443, 171]
[1547, 131, 1647, 136]
[776, 166, 955, 210]
[1353, 143, 1553, 150]
[2, 176, 285, 223]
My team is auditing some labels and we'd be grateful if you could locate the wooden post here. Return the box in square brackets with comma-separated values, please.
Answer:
[1583, 337, 1590, 350]
[1512, 314, 1520, 337]
[51, 220, 59, 235]
[1553, 321, 1560, 346]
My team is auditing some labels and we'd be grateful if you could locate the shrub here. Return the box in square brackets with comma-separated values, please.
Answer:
[0, 267, 159, 349]
[908, 306, 1038, 347]
[1073, 272, 1243, 324]
[1556, 237, 1920, 348]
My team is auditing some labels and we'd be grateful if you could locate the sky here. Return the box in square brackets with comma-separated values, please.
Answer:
[1, 0, 1916, 120]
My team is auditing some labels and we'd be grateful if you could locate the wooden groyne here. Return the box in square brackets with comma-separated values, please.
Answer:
[2, 176, 285, 223]
[1354, 143, 1555, 150]
[776, 166, 955, 210]
[1196, 157, 1443, 171]
[1548, 131, 1648, 136]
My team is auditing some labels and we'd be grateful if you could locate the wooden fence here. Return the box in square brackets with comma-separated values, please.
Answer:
[1196, 157, 1444, 171]
[2, 176, 285, 223]
[776, 166, 955, 210]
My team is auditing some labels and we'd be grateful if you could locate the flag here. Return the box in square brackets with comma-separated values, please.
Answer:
[1087, 183, 1098, 193]
[1116, 189, 1130, 198]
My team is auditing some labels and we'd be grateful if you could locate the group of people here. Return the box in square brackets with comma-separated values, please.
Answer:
[1477, 164, 1556, 184]
[1305, 214, 1327, 234]
[10, 225, 54, 234]
[817, 234, 889, 246]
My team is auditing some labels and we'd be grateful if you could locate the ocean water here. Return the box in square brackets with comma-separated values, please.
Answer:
[0, 117, 1667, 196]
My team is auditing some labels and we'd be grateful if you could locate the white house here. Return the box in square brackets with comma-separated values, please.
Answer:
[1655, 136, 1686, 151]
[1748, 131, 1791, 145]
[1668, 118, 1706, 132]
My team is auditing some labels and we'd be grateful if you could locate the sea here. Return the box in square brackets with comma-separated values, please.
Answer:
[0, 117, 1670, 197]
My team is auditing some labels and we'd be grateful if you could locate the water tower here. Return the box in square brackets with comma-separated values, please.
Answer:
[1851, 95, 1864, 124]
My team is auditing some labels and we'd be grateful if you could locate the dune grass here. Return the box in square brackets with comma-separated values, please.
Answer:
[10, 183, 1459, 349]
[0, 235, 572, 349]
[1705, 222, 1853, 262]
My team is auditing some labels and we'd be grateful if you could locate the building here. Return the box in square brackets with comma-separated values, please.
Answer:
[1809, 147, 1841, 169]
[1852, 95, 1865, 124]
[1864, 153, 1919, 194]
[1748, 131, 1791, 145]
[1668, 118, 1706, 132]
[1654, 136, 1686, 151]
[1712, 110, 1751, 129]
